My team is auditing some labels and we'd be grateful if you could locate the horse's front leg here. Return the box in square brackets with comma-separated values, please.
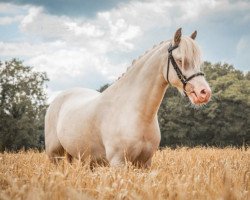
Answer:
[132, 157, 152, 168]
[109, 155, 125, 167]
[106, 147, 125, 167]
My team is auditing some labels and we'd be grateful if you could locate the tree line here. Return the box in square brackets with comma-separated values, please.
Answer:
[0, 59, 249, 151]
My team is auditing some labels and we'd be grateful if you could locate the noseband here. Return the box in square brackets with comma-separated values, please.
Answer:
[166, 44, 204, 96]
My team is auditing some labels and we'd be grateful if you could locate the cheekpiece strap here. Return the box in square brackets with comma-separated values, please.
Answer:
[168, 44, 178, 53]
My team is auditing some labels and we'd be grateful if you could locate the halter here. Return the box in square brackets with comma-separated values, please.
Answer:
[166, 44, 204, 96]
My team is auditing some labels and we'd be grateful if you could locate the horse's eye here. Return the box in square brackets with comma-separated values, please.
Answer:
[177, 59, 182, 65]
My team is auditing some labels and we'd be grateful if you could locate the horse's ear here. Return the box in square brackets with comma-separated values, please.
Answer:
[174, 28, 182, 45]
[190, 30, 197, 40]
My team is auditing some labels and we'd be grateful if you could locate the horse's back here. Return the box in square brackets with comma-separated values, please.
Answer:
[45, 88, 100, 159]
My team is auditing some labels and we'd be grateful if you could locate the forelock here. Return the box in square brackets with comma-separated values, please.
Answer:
[179, 36, 202, 70]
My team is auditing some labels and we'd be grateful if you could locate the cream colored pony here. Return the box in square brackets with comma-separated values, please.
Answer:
[45, 28, 211, 167]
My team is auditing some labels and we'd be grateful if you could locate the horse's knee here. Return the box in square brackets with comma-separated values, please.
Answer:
[48, 155, 60, 164]
[46, 145, 65, 163]
[109, 154, 125, 167]
[106, 148, 125, 167]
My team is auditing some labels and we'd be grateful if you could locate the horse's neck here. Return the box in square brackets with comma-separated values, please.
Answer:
[102, 42, 168, 122]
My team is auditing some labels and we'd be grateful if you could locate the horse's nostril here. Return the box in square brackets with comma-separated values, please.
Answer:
[199, 89, 208, 100]
[201, 89, 206, 95]
[199, 88, 211, 101]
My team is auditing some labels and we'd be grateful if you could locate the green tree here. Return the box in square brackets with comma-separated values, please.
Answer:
[0, 59, 49, 151]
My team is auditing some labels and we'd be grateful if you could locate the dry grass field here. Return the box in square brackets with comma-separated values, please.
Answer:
[0, 148, 249, 200]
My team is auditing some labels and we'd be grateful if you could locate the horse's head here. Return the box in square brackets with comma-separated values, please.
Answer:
[163, 28, 211, 105]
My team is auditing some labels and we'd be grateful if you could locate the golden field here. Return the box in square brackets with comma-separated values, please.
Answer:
[0, 148, 249, 200]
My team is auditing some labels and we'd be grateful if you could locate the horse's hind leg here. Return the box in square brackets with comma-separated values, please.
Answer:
[47, 143, 73, 164]
[50, 149, 65, 164]
[45, 127, 66, 164]
[46, 140, 65, 164]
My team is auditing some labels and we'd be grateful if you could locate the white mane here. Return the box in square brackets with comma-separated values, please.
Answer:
[118, 37, 202, 80]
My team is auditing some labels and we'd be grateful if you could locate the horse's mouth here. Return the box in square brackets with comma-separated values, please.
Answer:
[187, 91, 209, 105]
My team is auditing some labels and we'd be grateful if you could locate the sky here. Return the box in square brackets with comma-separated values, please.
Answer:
[0, 0, 249, 99]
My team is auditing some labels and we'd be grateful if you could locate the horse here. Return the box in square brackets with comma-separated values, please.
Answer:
[45, 28, 211, 167]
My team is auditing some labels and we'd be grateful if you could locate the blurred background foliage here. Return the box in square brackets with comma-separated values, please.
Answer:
[0, 59, 249, 151]
[0, 59, 48, 151]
